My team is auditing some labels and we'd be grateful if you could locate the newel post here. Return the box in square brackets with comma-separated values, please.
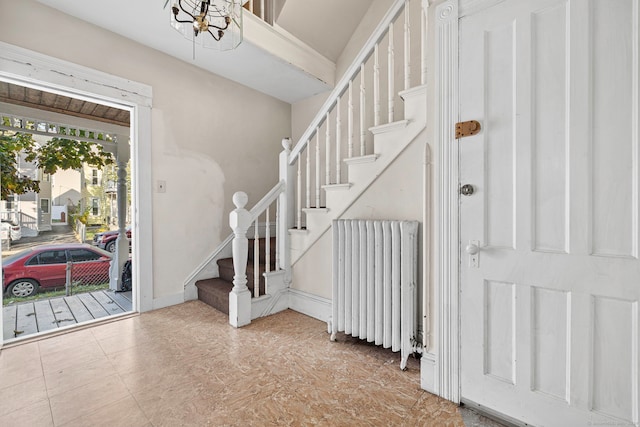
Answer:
[278, 138, 295, 282]
[229, 191, 252, 327]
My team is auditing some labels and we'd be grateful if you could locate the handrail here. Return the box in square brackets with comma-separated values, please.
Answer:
[182, 233, 234, 290]
[288, 0, 407, 164]
[183, 180, 284, 291]
[249, 180, 285, 219]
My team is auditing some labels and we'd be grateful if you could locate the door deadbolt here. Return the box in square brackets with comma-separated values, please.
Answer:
[460, 184, 475, 196]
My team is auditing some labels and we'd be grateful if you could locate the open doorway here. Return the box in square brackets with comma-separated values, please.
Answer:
[1, 80, 135, 341]
[0, 42, 154, 349]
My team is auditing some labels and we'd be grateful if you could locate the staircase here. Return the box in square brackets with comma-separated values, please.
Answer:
[186, 0, 428, 327]
[195, 237, 276, 314]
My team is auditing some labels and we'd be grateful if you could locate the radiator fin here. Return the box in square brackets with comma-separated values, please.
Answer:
[331, 219, 419, 370]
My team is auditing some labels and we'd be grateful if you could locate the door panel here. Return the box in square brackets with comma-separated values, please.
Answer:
[459, 0, 640, 425]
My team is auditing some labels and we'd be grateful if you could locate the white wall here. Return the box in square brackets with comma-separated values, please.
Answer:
[334, 0, 395, 81]
[291, 131, 426, 299]
[0, 0, 291, 304]
[290, 0, 408, 150]
[52, 169, 82, 207]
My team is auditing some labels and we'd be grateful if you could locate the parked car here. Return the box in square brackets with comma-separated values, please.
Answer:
[0, 219, 21, 241]
[2, 243, 112, 298]
[93, 227, 131, 253]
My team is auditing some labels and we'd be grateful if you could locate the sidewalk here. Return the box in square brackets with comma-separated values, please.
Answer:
[3, 224, 81, 256]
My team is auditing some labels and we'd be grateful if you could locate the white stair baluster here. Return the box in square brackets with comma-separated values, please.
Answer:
[325, 112, 331, 186]
[360, 63, 366, 156]
[348, 81, 354, 158]
[374, 43, 380, 127]
[260, 0, 265, 20]
[305, 146, 310, 209]
[315, 129, 321, 207]
[388, 22, 395, 123]
[404, 0, 411, 90]
[275, 197, 280, 270]
[254, 217, 259, 298]
[265, 206, 270, 274]
[336, 96, 342, 184]
[296, 157, 302, 229]
[249, 0, 253, 15]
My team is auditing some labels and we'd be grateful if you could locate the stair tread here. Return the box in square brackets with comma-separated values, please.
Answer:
[369, 119, 410, 135]
[196, 277, 233, 292]
[344, 154, 379, 165]
[322, 183, 352, 191]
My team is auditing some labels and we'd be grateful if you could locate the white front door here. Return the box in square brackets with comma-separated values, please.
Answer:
[459, 0, 640, 425]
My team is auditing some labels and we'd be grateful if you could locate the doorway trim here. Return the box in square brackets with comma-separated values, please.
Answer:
[0, 42, 154, 347]
[431, 0, 516, 406]
[433, 0, 461, 404]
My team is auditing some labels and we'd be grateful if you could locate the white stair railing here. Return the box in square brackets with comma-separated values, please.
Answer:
[227, 0, 430, 326]
[244, 0, 274, 25]
[287, 0, 426, 231]
[229, 139, 292, 326]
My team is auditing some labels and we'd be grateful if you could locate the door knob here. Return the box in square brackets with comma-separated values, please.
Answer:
[465, 243, 479, 254]
[465, 240, 480, 268]
[460, 184, 475, 196]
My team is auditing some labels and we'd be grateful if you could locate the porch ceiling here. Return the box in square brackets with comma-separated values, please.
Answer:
[0, 81, 130, 128]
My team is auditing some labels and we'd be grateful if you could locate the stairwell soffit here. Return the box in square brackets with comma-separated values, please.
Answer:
[33, 0, 366, 104]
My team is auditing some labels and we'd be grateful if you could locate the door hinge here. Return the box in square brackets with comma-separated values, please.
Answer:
[455, 120, 481, 139]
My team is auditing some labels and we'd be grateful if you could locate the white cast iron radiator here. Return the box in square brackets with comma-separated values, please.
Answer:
[330, 219, 419, 370]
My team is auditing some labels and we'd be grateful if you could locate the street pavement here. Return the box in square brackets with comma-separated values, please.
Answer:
[3, 225, 81, 256]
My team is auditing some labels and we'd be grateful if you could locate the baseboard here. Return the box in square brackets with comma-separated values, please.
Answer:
[184, 283, 198, 301]
[460, 399, 526, 427]
[420, 352, 437, 394]
[288, 288, 331, 323]
[152, 291, 185, 310]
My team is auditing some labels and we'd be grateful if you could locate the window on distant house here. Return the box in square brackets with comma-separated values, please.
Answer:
[92, 198, 99, 216]
[6, 195, 15, 210]
[92, 169, 99, 185]
[40, 198, 50, 214]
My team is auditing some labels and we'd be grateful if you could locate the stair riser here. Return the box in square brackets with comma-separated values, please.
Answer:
[218, 261, 267, 296]
[291, 86, 427, 265]
[247, 237, 277, 263]
[197, 287, 230, 315]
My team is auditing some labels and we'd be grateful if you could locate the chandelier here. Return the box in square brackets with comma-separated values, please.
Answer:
[168, 0, 243, 51]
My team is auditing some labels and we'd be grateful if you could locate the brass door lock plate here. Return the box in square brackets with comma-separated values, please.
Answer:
[456, 120, 481, 138]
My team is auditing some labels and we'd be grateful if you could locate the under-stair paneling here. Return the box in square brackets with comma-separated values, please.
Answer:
[291, 131, 424, 301]
[291, 231, 333, 299]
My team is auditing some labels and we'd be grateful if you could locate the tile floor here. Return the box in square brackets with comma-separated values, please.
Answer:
[0, 301, 504, 426]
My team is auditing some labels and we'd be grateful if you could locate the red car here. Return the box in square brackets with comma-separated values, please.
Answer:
[3, 243, 112, 298]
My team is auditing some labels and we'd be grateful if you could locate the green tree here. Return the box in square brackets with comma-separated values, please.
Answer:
[0, 132, 113, 200]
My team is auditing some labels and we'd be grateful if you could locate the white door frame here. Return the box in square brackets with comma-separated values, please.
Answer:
[0, 43, 155, 347]
[432, 0, 505, 404]
[432, 0, 460, 404]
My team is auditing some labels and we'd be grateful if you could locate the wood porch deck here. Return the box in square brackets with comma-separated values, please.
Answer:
[3, 290, 132, 341]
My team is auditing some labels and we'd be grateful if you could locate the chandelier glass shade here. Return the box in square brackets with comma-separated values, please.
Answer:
[170, 0, 243, 51]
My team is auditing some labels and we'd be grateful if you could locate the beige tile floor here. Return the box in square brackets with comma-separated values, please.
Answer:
[0, 301, 490, 426]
